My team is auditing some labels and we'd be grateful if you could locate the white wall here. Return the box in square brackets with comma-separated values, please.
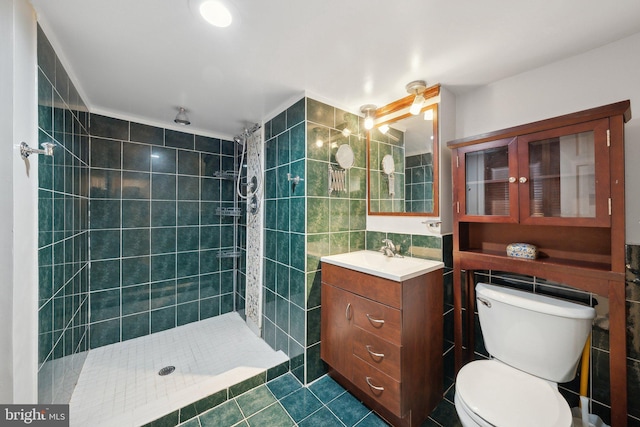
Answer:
[0, 0, 40, 403]
[0, 0, 16, 404]
[455, 31, 640, 244]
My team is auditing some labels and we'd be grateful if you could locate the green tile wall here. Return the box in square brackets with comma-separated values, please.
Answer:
[263, 98, 307, 375]
[263, 97, 368, 384]
[87, 115, 238, 348]
[405, 153, 434, 212]
[37, 25, 90, 403]
[305, 96, 370, 379]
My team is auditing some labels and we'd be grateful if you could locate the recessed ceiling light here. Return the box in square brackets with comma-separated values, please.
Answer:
[199, 0, 232, 28]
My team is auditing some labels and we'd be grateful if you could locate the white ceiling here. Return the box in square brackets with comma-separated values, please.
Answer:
[31, 0, 640, 139]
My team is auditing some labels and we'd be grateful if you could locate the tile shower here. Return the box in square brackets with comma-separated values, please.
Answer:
[36, 25, 260, 411]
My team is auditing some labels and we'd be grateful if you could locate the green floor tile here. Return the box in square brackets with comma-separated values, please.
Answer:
[280, 388, 323, 422]
[199, 400, 244, 427]
[326, 392, 370, 427]
[267, 373, 303, 399]
[308, 375, 345, 403]
[235, 385, 277, 418]
[298, 407, 343, 427]
[246, 402, 294, 427]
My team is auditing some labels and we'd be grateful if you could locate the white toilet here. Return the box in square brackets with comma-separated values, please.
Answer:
[454, 283, 596, 427]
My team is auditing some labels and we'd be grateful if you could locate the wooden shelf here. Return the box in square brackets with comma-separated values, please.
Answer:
[455, 249, 620, 296]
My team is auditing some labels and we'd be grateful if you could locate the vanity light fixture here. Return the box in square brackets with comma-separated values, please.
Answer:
[199, 0, 232, 27]
[174, 107, 191, 125]
[406, 80, 427, 115]
[360, 104, 377, 130]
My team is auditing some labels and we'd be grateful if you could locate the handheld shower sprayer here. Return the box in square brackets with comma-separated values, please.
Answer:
[234, 123, 262, 205]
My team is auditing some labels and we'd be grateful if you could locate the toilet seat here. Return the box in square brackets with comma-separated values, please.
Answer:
[455, 359, 572, 427]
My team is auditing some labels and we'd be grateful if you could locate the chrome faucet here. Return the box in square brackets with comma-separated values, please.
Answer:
[380, 239, 401, 257]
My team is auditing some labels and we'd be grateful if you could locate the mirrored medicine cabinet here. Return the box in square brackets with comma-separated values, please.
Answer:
[367, 84, 440, 217]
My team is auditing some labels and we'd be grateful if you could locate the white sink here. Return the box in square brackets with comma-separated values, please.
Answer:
[321, 250, 444, 282]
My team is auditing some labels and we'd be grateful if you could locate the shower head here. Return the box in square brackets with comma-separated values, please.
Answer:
[233, 123, 261, 145]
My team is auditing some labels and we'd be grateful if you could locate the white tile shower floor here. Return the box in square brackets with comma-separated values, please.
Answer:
[69, 312, 288, 427]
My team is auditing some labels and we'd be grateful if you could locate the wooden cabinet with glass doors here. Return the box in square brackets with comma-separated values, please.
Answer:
[448, 100, 631, 426]
[456, 118, 611, 227]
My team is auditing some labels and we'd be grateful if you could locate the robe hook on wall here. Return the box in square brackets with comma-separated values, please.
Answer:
[20, 142, 55, 160]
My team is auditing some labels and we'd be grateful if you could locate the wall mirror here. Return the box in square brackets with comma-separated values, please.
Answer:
[367, 85, 439, 216]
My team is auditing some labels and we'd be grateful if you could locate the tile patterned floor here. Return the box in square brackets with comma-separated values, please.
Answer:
[178, 373, 462, 427]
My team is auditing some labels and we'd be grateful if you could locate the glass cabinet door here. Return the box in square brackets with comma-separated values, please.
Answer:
[459, 138, 518, 220]
[517, 119, 610, 226]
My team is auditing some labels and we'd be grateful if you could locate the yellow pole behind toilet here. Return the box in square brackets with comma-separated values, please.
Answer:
[580, 334, 591, 405]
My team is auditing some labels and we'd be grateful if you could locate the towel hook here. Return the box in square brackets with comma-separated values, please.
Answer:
[20, 142, 55, 160]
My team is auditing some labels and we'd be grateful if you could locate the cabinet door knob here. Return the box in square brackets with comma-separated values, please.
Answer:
[366, 314, 385, 325]
[366, 345, 385, 359]
[519, 176, 528, 183]
[508, 176, 516, 183]
[345, 303, 352, 320]
[365, 377, 385, 392]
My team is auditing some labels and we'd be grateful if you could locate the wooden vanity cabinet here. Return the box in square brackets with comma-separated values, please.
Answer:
[320, 262, 443, 427]
[447, 100, 631, 427]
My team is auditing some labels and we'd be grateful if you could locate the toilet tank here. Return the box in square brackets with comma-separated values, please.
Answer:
[476, 283, 595, 383]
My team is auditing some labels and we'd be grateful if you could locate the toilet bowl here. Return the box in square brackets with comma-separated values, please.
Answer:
[454, 283, 595, 427]
[455, 359, 572, 427]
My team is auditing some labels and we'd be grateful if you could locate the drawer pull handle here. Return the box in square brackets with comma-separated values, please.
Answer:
[366, 345, 384, 359]
[365, 377, 384, 392]
[366, 314, 385, 325]
[345, 303, 352, 320]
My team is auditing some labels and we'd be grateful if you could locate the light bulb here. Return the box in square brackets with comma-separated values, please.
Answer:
[360, 104, 377, 131]
[364, 116, 374, 130]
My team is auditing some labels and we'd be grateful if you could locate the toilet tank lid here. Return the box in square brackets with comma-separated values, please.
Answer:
[476, 283, 596, 320]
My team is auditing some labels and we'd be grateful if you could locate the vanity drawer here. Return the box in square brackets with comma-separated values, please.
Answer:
[352, 295, 401, 345]
[352, 355, 402, 416]
[321, 263, 402, 308]
[353, 327, 401, 380]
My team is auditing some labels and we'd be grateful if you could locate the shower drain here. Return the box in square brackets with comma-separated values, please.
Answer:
[158, 366, 176, 376]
